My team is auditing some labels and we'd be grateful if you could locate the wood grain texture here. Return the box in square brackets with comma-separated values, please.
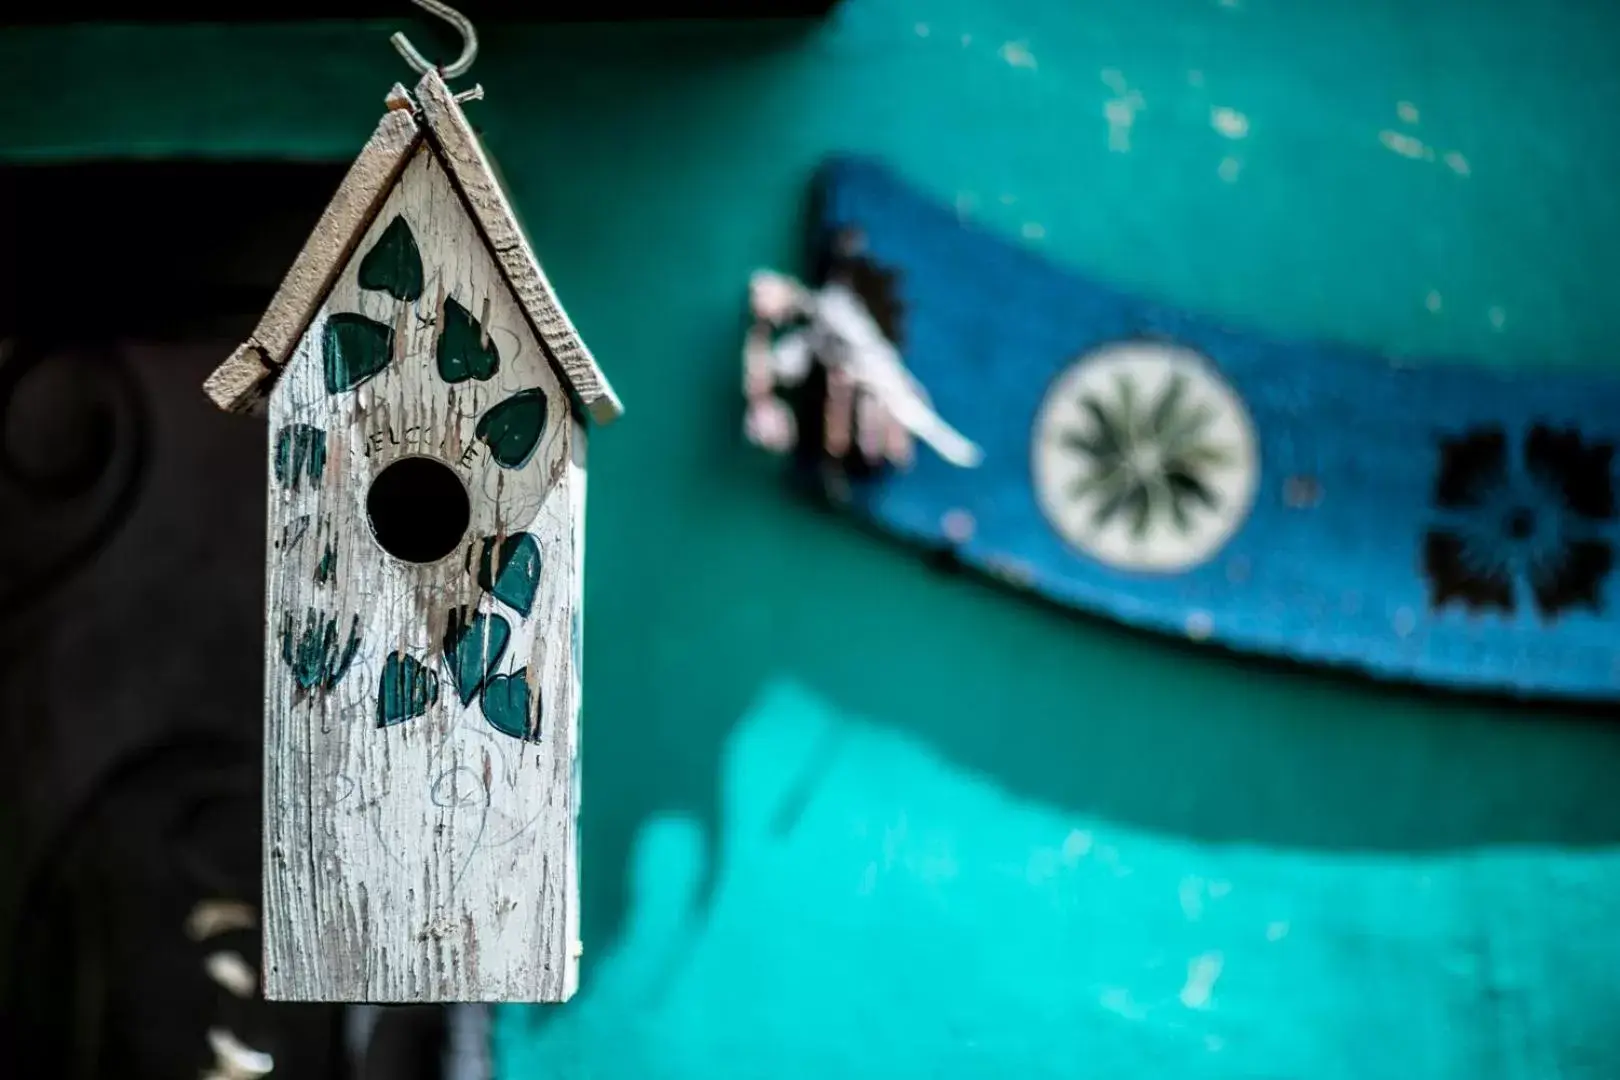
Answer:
[202, 342, 274, 414]
[414, 70, 624, 425]
[204, 107, 420, 414]
[264, 145, 580, 1002]
[563, 415, 587, 1000]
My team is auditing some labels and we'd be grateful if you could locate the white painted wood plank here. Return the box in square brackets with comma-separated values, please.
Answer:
[564, 415, 587, 999]
[264, 144, 580, 1002]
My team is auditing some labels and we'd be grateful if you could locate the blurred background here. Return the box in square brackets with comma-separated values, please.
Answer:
[2, 0, 1619, 1077]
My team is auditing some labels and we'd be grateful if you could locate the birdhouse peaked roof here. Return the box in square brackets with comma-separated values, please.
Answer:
[203, 69, 622, 425]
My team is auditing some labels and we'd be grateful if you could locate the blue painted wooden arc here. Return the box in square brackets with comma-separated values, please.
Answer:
[809, 157, 1620, 702]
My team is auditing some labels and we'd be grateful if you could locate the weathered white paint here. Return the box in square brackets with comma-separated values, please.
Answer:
[1379, 128, 1431, 160]
[263, 142, 581, 1002]
[999, 41, 1037, 69]
[1210, 105, 1249, 139]
[1179, 952, 1223, 1010]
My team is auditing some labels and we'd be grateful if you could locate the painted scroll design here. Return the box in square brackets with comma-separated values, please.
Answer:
[0, 339, 149, 613]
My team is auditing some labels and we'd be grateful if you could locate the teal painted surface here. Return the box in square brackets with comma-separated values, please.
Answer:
[378, 649, 440, 727]
[438, 295, 503, 383]
[280, 608, 362, 693]
[479, 532, 543, 618]
[443, 608, 513, 707]
[5, 1, 1620, 1074]
[358, 213, 426, 302]
[323, 311, 395, 393]
[476, 388, 549, 469]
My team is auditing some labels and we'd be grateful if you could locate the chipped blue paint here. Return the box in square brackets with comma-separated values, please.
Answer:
[810, 156, 1620, 702]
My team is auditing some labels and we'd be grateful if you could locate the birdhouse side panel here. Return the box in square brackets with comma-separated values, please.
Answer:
[262, 145, 581, 1003]
[564, 415, 586, 1001]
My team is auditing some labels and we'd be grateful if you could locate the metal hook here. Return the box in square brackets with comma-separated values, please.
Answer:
[391, 0, 479, 81]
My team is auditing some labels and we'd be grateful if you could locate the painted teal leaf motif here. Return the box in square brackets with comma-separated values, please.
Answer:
[437, 296, 501, 383]
[378, 651, 439, 727]
[477, 532, 542, 616]
[273, 424, 326, 491]
[323, 312, 394, 394]
[280, 609, 361, 692]
[442, 607, 511, 706]
[314, 542, 337, 584]
[480, 669, 540, 741]
[474, 388, 547, 469]
[357, 214, 424, 301]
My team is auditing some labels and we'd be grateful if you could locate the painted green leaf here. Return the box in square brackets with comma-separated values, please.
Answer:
[1126, 485, 1151, 538]
[378, 651, 439, 727]
[474, 388, 548, 469]
[480, 669, 540, 741]
[323, 312, 394, 394]
[1150, 373, 1188, 435]
[357, 215, 424, 301]
[314, 542, 337, 584]
[442, 607, 512, 706]
[1080, 397, 1124, 458]
[437, 296, 501, 383]
[477, 532, 542, 616]
[280, 609, 361, 691]
[273, 424, 327, 491]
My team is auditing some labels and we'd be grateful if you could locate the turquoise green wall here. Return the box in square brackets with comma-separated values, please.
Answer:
[7, 1, 1620, 1075]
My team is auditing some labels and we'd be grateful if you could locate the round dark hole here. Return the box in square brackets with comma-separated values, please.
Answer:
[1504, 506, 1536, 541]
[366, 456, 470, 563]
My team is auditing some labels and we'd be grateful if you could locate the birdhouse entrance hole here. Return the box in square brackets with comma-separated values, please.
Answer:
[365, 455, 470, 563]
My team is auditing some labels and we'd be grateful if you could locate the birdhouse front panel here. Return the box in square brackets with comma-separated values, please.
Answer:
[263, 143, 582, 1003]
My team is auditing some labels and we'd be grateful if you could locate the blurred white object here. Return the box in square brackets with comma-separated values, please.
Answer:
[203, 1027, 274, 1080]
[745, 269, 983, 469]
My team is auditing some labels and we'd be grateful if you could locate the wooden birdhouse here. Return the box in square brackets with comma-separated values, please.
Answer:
[202, 70, 620, 1003]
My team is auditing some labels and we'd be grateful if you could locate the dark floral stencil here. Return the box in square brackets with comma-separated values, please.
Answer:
[1063, 371, 1233, 538]
[1424, 424, 1615, 620]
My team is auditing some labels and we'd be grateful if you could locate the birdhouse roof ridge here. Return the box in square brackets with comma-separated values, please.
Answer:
[202, 69, 622, 426]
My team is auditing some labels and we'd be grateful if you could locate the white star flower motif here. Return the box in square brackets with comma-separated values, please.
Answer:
[1032, 341, 1259, 572]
